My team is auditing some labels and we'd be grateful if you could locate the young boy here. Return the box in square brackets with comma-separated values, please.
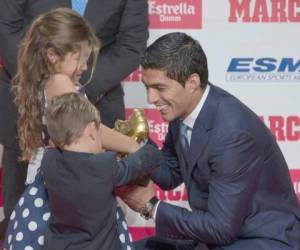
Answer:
[42, 93, 163, 250]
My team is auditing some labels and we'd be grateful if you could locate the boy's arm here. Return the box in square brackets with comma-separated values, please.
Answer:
[113, 144, 163, 187]
[150, 125, 183, 190]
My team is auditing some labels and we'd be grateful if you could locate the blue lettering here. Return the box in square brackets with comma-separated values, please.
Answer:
[253, 58, 277, 72]
[228, 57, 300, 73]
[227, 58, 253, 72]
[278, 58, 300, 72]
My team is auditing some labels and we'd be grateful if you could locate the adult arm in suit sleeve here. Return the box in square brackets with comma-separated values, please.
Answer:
[0, 0, 27, 76]
[155, 131, 263, 246]
[85, 0, 149, 103]
[151, 125, 183, 190]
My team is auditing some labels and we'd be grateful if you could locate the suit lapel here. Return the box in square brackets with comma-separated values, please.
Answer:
[83, 0, 96, 18]
[186, 84, 219, 186]
[188, 123, 209, 169]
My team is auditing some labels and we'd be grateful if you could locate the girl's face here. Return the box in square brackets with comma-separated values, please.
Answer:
[48, 43, 92, 83]
[60, 48, 91, 83]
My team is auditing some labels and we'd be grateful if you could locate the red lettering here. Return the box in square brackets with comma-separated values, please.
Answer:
[261, 115, 300, 141]
[289, 0, 300, 21]
[167, 190, 181, 201]
[228, 0, 251, 22]
[253, 0, 270, 22]
[269, 116, 285, 141]
[154, 185, 167, 200]
[289, 169, 300, 201]
[182, 186, 188, 200]
[154, 184, 188, 201]
[271, 0, 288, 22]
[123, 68, 141, 82]
[229, 0, 300, 22]
[286, 116, 300, 141]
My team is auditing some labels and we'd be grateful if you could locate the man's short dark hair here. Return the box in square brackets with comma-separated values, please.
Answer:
[141, 32, 208, 88]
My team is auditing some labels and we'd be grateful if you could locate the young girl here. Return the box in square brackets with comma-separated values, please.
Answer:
[4, 8, 139, 250]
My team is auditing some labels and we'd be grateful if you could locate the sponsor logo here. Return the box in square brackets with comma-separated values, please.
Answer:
[148, 0, 202, 29]
[228, 0, 300, 23]
[154, 183, 188, 201]
[260, 115, 300, 141]
[226, 57, 300, 82]
[290, 169, 300, 201]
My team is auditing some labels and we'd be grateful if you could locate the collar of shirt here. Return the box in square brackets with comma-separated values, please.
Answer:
[182, 85, 210, 131]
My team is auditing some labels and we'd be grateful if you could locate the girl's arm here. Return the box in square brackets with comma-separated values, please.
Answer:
[101, 124, 139, 154]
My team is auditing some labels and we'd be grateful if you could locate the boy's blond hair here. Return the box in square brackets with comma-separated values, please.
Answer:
[45, 93, 100, 148]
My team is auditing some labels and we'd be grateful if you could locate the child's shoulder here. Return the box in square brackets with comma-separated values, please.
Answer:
[90, 151, 118, 163]
[42, 147, 60, 162]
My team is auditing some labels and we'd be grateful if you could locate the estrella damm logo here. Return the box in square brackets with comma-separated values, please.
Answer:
[148, 0, 202, 29]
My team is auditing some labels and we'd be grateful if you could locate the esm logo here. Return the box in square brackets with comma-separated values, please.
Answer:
[226, 57, 300, 82]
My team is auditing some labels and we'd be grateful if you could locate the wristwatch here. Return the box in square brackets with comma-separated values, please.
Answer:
[140, 196, 159, 220]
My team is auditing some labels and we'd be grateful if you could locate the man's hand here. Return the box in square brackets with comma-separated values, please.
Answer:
[116, 181, 155, 212]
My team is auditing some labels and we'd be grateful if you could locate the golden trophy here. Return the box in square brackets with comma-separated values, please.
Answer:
[114, 109, 149, 143]
[114, 109, 151, 186]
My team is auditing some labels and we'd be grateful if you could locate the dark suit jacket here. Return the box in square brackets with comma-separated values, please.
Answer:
[42, 144, 162, 250]
[152, 84, 300, 250]
[0, 0, 149, 146]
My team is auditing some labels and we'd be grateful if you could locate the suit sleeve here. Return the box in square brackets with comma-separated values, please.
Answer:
[151, 124, 183, 190]
[0, 0, 27, 76]
[155, 131, 263, 245]
[113, 144, 163, 187]
[85, 0, 149, 103]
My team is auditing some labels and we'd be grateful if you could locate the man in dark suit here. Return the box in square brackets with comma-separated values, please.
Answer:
[120, 32, 300, 250]
[0, 0, 148, 234]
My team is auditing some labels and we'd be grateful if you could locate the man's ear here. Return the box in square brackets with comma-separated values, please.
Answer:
[46, 48, 59, 64]
[185, 73, 201, 93]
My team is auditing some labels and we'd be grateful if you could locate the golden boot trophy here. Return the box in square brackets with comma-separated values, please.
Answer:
[114, 109, 149, 143]
[114, 109, 151, 186]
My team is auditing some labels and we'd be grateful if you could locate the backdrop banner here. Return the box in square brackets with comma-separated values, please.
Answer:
[122, 0, 300, 240]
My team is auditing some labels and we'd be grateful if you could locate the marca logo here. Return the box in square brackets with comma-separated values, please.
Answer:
[148, 0, 202, 29]
[154, 183, 188, 201]
[226, 57, 300, 82]
[228, 0, 300, 23]
[260, 115, 300, 142]
[126, 108, 168, 148]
